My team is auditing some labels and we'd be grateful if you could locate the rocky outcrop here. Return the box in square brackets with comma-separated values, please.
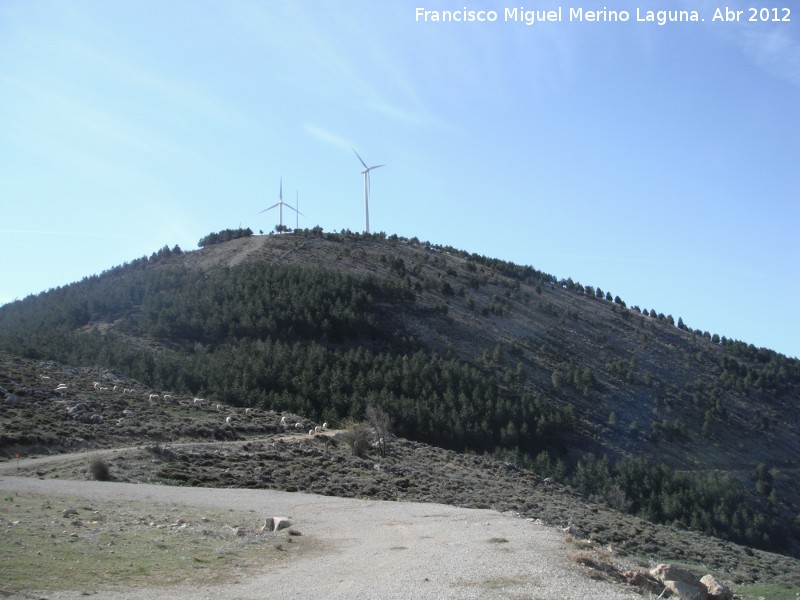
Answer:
[650, 564, 707, 600]
[649, 564, 735, 600]
[700, 574, 733, 600]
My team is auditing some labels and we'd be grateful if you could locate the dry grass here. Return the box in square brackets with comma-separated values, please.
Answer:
[0, 490, 308, 595]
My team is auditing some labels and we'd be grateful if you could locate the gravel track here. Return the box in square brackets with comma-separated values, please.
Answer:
[0, 471, 642, 599]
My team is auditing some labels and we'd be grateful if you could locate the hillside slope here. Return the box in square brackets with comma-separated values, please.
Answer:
[1, 350, 799, 594]
[1, 230, 798, 555]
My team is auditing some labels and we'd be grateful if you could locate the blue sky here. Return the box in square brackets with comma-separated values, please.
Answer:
[1, 0, 798, 358]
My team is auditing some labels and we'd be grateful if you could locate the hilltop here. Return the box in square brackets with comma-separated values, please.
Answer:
[0, 229, 798, 560]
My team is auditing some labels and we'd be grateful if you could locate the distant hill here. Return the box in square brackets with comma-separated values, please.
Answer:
[1, 229, 798, 556]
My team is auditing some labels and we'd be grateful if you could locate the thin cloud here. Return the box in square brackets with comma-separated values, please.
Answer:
[741, 27, 800, 88]
[303, 124, 355, 151]
[366, 100, 439, 128]
[687, 0, 800, 88]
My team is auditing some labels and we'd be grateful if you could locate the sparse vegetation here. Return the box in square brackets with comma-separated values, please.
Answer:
[198, 227, 253, 247]
[0, 231, 798, 563]
[0, 491, 303, 594]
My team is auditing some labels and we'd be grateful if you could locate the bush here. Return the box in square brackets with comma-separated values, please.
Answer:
[345, 422, 372, 458]
[89, 458, 111, 481]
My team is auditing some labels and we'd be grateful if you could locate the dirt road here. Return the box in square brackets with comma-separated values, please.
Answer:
[0, 451, 642, 600]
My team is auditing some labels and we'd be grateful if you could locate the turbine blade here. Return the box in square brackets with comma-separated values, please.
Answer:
[352, 147, 368, 169]
[369, 164, 385, 170]
[259, 202, 280, 213]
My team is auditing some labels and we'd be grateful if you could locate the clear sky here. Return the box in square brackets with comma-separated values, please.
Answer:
[1, 0, 798, 358]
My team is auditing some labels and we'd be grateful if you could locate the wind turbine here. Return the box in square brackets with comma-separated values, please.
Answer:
[259, 178, 302, 233]
[352, 148, 384, 234]
[295, 190, 300, 230]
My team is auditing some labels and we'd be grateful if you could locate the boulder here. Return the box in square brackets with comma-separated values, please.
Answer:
[650, 564, 707, 600]
[621, 570, 661, 594]
[700, 574, 733, 600]
[261, 516, 292, 532]
[664, 580, 708, 600]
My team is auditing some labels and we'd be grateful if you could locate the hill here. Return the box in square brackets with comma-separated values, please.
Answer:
[1, 350, 799, 597]
[1, 229, 799, 558]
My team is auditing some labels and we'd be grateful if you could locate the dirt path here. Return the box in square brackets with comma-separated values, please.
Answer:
[0, 461, 642, 600]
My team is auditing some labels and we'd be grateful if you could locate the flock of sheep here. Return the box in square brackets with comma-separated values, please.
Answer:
[50, 376, 330, 435]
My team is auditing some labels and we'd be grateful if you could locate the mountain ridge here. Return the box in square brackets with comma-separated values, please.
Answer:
[1, 229, 798, 557]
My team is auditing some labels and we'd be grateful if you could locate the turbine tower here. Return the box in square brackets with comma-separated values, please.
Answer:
[259, 178, 302, 233]
[352, 148, 384, 234]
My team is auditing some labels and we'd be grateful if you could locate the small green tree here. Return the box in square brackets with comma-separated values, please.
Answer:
[345, 422, 372, 458]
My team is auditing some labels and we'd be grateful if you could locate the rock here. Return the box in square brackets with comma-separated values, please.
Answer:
[62, 507, 79, 517]
[67, 403, 88, 416]
[261, 516, 292, 532]
[664, 579, 708, 600]
[700, 574, 733, 600]
[650, 564, 707, 600]
[621, 570, 661, 594]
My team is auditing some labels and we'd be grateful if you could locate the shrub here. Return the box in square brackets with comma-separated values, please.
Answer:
[345, 422, 372, 458]
[89, 458, 111, 481]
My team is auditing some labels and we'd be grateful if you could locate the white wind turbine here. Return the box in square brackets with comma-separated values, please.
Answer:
[259, 178, 302, 233]
[352, 148, 384, 234]
[295, 190, 300, 230]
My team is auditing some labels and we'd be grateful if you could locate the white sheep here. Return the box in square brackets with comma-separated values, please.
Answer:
[148, 393, 159, 401]
[163, 394, 173, 402]
[280, 416, 287, 426]
[294, 422, 303, 429]
[216, 404, 224, 412]
[245, 408, 253, 415]
[314, 425, 321, 433]
[193, 397, 205, 404]
[54, 383, 68, 391]
[308, 429, 314, 435]
[322, 422, 328, 430]
[226, 416, 233, 424]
